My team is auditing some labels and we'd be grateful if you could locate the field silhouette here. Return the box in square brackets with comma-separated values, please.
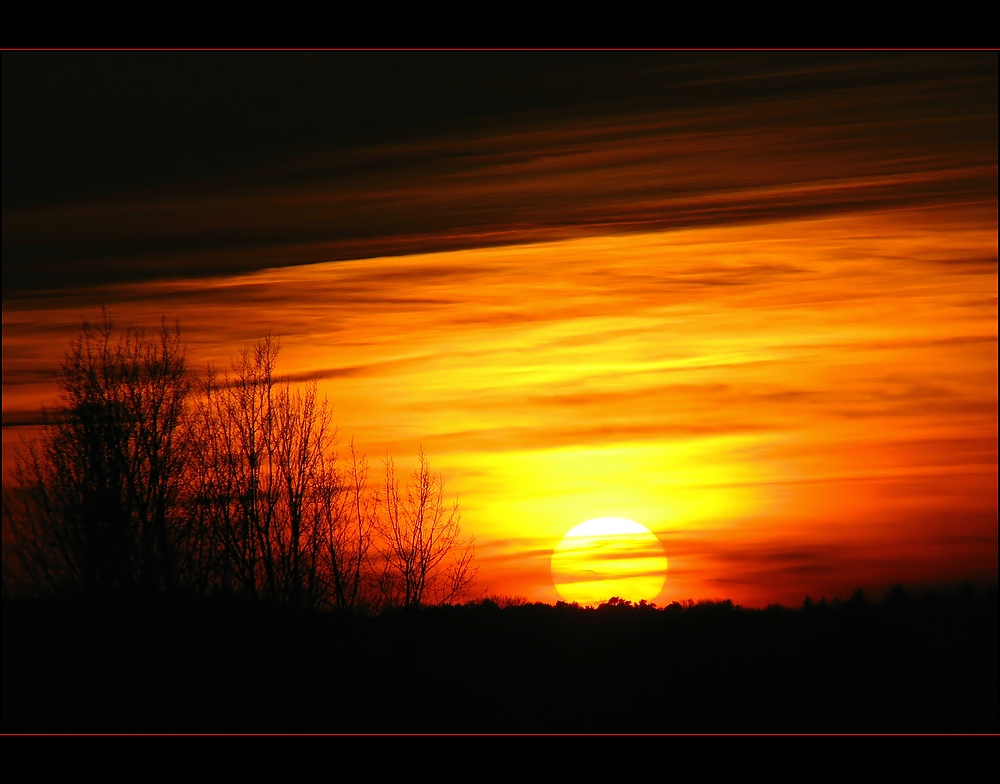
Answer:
[3, 587, 996, 733]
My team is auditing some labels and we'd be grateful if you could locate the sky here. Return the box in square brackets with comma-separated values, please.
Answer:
[3, 51, 997, 606]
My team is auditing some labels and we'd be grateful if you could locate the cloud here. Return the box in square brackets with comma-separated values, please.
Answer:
[5, 57, 995, 295]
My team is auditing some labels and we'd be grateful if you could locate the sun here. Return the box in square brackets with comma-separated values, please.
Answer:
[550, 517, 668, 606]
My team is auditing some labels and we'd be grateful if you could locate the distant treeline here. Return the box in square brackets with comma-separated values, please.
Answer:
[3, 585, 996, 733]
[2, 314, 476, 611]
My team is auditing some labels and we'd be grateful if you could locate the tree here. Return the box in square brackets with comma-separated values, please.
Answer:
[190, 339, 475, 611]
[377, 448, 478, 609]
[3, 312, 192, 597]
[187, 334, 340, 608]
[320, 440, 377, 612]
[3, 317, 478, 612]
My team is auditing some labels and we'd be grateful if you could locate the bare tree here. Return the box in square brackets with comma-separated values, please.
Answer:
[377, 448, 478, 609]
[318, 440, 377, 612]
[3, 319, 479, 613]
[188, 335, 317, 604]
[187, 338, 277, 599]
[3, 312, 192, 597]
[188, 335, 372, 611]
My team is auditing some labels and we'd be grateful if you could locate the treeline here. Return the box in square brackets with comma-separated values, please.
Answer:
[4, 586, 995, 732]
[2, 314, 476, 611]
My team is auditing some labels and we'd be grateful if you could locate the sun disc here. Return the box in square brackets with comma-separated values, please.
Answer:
[551, 517, 667, 606]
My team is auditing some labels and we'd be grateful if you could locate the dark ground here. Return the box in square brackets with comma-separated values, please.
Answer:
[3, 588, 997, 734]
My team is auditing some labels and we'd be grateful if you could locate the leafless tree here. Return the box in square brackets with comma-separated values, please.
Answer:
[3, 312, 192, 597]
[3, 319, 479, 613]
[318, 440, 378, 612]
[188, 335, 375, 611]
[187, 335, 329, 605]
[377, 448, 478, 609]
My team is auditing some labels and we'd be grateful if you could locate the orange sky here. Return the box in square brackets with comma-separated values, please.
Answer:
[4, 204, 996, 606]
[4, 54, 996, 607]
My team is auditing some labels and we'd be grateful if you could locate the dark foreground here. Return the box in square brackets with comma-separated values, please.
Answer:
[4, 588, 997, 733]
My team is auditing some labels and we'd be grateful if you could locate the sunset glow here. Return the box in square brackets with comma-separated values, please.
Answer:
[3, 53, 996, 609]
[5, 206, 995, 606]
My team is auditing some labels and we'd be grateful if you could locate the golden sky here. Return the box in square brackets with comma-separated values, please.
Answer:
[3, 53, 996, 606]
[4, 205, 996, 606]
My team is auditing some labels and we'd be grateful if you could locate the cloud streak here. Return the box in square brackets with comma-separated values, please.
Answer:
[4, 55, 995, 294]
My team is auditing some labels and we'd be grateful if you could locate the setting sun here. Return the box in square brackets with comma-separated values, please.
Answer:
[551, 518, 668, 606]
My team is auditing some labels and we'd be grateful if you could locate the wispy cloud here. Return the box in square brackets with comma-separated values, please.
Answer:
[5, 61, 995, 295]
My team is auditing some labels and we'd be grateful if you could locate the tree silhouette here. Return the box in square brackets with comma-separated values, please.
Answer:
[3, 315, 478, 611]
[187, 335, 337, 606]
[187, 335, 387, 610]
[3, 312, 191, 597]
[377, 448, 478, 609]
[322, 440, 378, 612]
